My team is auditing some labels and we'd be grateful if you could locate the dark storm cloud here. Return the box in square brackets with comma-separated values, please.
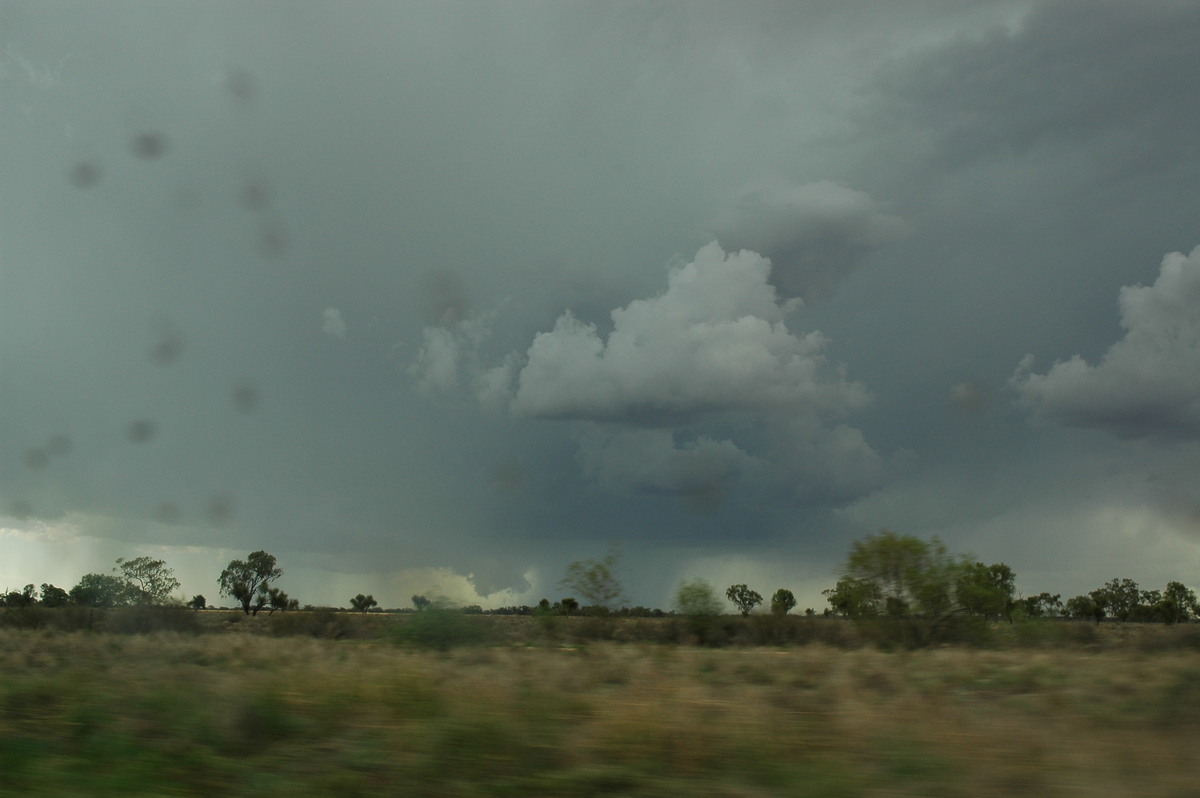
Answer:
[712, 180, 908, 301]
[420, 270, 471, 327]
[577, 427, 762, 503]
[870, 0, 1200, 174]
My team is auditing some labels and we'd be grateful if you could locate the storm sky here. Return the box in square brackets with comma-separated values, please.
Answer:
[3, 0, 1200, 610]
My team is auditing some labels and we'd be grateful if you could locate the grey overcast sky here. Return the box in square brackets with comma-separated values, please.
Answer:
[3, 0, 1200, 610]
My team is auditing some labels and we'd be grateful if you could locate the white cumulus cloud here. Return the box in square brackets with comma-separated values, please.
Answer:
[1013, 245, 1200, 438]
[509, 242, 869, 421]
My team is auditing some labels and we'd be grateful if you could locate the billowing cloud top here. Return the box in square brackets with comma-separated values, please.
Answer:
[507, 242, 868, 422]
[1014, 246, 1200, 438]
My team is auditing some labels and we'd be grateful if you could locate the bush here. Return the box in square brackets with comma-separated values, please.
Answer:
[673, 579, 727, 646]
[392, 608, 490, 650]
[1004, 618, 1093, 648]
[1134, 623, 1200, 652]
[102, 605, 201, 634]
[269, 610, 357, 639]
[0, 606, 51, 630]
[850, 614, 993, 649]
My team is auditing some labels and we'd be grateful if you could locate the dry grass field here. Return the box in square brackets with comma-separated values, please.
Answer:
[2, 615, 1199, 796]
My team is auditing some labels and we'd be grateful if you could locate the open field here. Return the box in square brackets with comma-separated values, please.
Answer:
[2, 617, 1200, 796]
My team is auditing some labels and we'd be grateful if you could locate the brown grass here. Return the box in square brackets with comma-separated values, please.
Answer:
[2, 624, 1199, 795]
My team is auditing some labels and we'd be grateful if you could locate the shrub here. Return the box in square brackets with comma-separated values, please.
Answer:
[674, 578, 726, 646]
[102, 605, 200, 634]
[393, 608, 489, 650]
[269, 610, 357, 639]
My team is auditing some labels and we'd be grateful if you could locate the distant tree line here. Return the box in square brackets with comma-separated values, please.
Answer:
[4, 536, 1198, 635]
[2, 556, 185, 610]
[0, 551, 299, 617]
[815, 530, 1199, 644]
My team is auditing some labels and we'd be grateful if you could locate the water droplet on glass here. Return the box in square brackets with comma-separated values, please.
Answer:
[127, 419, 157, 443]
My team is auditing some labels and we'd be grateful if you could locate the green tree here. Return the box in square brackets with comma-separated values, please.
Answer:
[39, 583, 71, 608]
[840, 530, 959, 618]
[674, 578, 722, 617]
[1160, 581, 1200, 624]
[350, 593, 378, 613]
[770, 588, 797, 617]
[955, 562, 1016, 621]
[725, 584, 763, 616]
[188, 594, 207, 611]
[823, 577, 882, 618]
[674, 578, 724, 644]
[267, 587, 296, 614]
[3, 584, 37, 607]
[559, 546, 625, 609]
[412, 594, 431, 611]
[1065, 594, 1105, 623]
[558, 597, 579, 616]
[115, 556, 180, 605]
[1019, 592, 1063, 618]
[218, 550, 282, 616]
[1094, 578, 1140, 622]
[70, 573, 133, 608]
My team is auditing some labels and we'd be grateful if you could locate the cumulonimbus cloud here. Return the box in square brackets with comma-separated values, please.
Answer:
[1013, 245, 1200, 438]
[409, 242, 887, 508]
[507, 242, 869, 421]
[712, 180, 908, 301]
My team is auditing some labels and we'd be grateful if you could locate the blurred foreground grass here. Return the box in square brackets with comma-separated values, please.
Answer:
[2, 619, 1200, 796]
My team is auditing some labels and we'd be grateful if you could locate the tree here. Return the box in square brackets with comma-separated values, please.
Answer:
[674, 578, 724, 644]
[218, 550, 282, 616]
[350, 593, 378, 613]
[1065, 594, 1105, 623]
[70, 573, 133, 608]
[770, 588, 797, 617]
[1094, 578, 1141, 622]
[823, 577, 881, 618]
[115, 556, 180, 605]
[1160, 581, 1200, 624]
[725, 584, 763, 616]
[559, 546, 625, 609]
[188, 594, 207, 611]
[1019, 592, 1063, 618]
[955, 562, 1016, 621]
[267, 587, 297, 614]
[558, 597, 579, 616]
[40, 583, 71, 608]
[412, 594, 431, 611]
[674, 578, 722, 617]
[3, 584, 37, 608]
[841, 530, 959, 618]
